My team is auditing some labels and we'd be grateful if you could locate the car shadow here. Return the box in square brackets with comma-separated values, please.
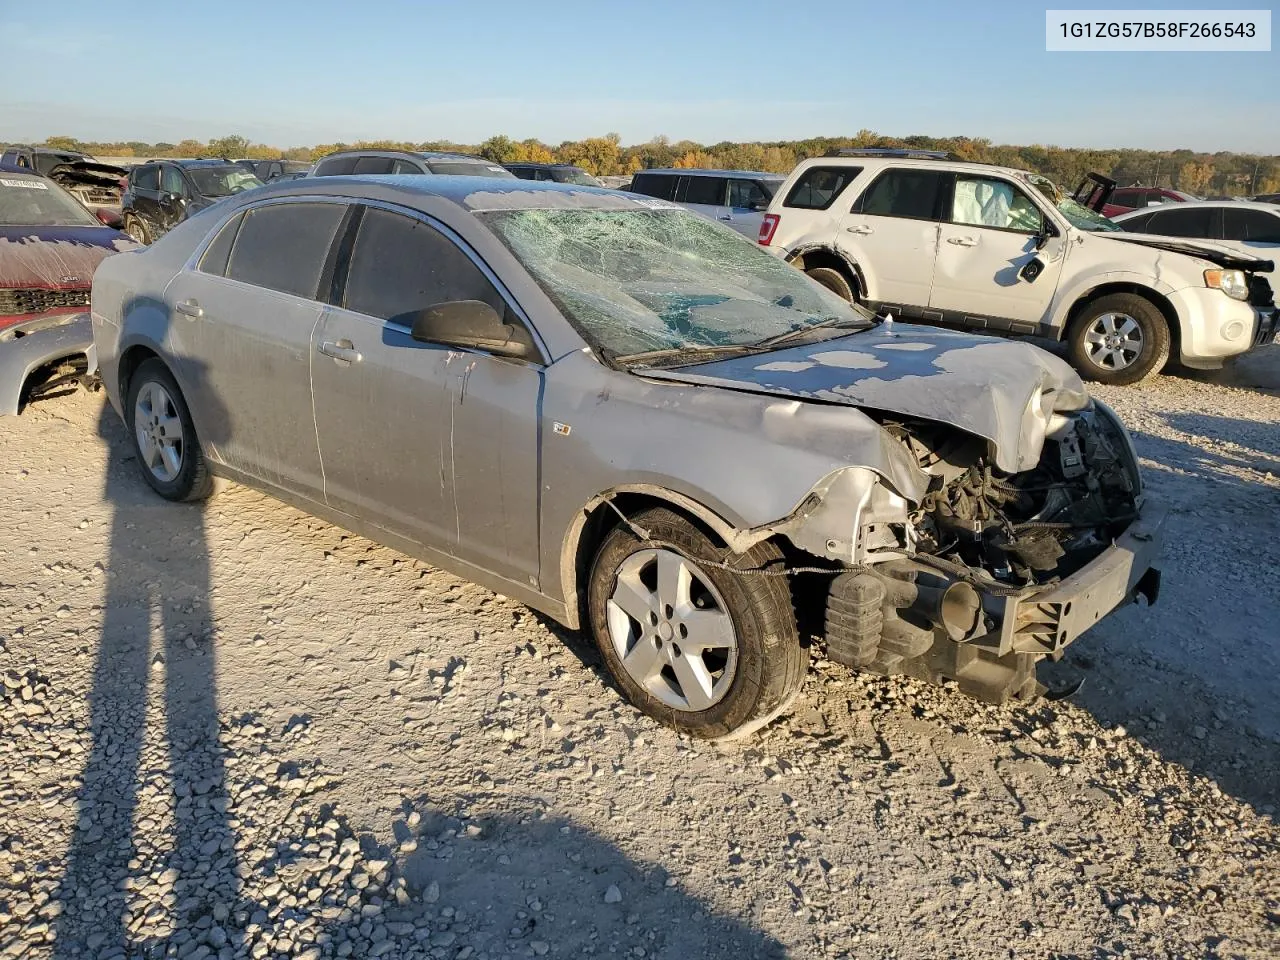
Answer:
[51, 306, 246, 956]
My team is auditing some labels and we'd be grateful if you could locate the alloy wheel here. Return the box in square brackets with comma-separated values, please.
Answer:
[1084, 312, 1144, 370]
[133, 381, 185, 483]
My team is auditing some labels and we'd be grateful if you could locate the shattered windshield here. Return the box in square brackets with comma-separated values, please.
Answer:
[480, 207, 874, 360]
[1025, 173, 1121, 232]
[0, 176, 98, 226]
[187, 165, 263, 197]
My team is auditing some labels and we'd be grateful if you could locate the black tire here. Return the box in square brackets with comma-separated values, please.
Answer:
[124, 359, 212, 502]
[1067, 293, 1171, 386]
[805, 266, 856, 302]
[587, 507, 805, 740]
[123, 213, 150, 245]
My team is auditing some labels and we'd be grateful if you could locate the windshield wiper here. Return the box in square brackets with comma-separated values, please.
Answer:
[613, 341, 771, 369]
[752, 316, 871, 349]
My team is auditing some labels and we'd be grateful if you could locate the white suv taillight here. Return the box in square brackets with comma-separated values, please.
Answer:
[758, 213, 780, 246]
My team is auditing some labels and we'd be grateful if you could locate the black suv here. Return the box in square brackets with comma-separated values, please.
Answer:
[121, 159, 263, 244]
[231, 159, 313, 182]
[503, 162, 601, 186]
[310, 150, 514, 178]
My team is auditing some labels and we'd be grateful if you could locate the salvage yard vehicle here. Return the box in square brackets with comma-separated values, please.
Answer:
[0, 144, 127, 219]
[0, 165, 136, 414]
[121, 159, 263, 245]
[760, 149, 1277, 385]
[310, 150, 515, 179]
[1102, 185, 1198, 218]
[628, 168, 785, 239]
[1114, 201, 1280, 282]
[91, 177, 1163, 739]
[505, 162, 602, 186]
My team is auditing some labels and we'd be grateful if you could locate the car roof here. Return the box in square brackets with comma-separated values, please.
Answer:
[319, 149, 490, 163]
[506, 162, 586, 169]
[1112, 199, 1280, 218]
[793, 154, 1034, 180]
[636, 168, 784, 179]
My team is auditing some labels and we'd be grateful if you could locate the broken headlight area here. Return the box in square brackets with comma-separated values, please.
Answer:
[811, 403, 1159, 704]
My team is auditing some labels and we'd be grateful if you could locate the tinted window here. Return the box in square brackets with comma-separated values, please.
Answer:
[343, 208, 505, 323]
[630, 173, 676, 201]
[950, 175, 1043, 232]
[133, 165, 159, 190]
[161, 165, 186, 195]
[198, 212, 244, 276]
[1223, 208, 1280, 243]
[678, 176, 726, 206]
[728, 179, 769, 209]
[855, 169, 948, 220]
[353, 156, 396, 175]
[424, 160, 510, 177]
[1144, 207, 1216, 238]
[314, 156, 359, 176]
[1111, 189, 1140, 208]
[1118, 211, 1155, 232]
[227, 202, 346, 298]
[508, 166, 536, 180]
[391, 159, 422, 175]
[784, 166, 860, 210]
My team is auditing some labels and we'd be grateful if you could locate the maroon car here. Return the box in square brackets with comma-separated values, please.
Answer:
[0, 164, 136, 414]
[1102, 186, 1199, 218]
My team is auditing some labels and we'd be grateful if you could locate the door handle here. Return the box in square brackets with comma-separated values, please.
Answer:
[319, 339, 362, 363]
[846, 224, 873, 235]
[947, 236, 979, 247]
[175, 299, 203, 318]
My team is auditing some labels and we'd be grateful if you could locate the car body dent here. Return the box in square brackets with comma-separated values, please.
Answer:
[0, 313, 93, 414]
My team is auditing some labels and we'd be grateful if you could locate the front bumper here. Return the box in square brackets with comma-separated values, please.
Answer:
[1173, 285, 1277, 367]
[0, 312, 94, 415]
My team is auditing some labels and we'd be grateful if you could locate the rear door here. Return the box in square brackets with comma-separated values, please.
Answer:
[720, 178, 770, 237]
[312, 205, 543, 584]
[839, 166, 947, 310]
[675, 175, 729, 225]
[162, 199, 348, 498]
[157, 164, 190, 236]
[930, 172, 1067, 329]
[129, 164, 163, 231]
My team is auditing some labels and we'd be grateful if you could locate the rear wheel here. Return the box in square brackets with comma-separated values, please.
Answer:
[587, 507, 805, 740]
[805, 266, 856, 302]
[125, 359, 212, 502]
[1067, 293, 1170, 385]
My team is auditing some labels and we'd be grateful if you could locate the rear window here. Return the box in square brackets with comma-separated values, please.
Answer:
[854, 168, 948, 221]
[784, 166, 861, 210]
[226, 202, 347, 299]
[352, 156, 396, 175]
[1223, 208, 1280, 243]
[313, 156, 359, 177]
[630, 173, 676, 201]
[425, 161, 512, 177]
[677, 176, 727, 206]
[1144, 207, 1216, 239]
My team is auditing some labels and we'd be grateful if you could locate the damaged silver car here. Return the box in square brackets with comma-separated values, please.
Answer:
[91, 177, 1163, 739]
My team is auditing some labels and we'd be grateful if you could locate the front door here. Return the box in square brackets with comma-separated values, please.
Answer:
[839, 167, 947, 309]
[162, 200, 348, 498]
[311, 205, 542, 585]
[929, 173, 1068, 328]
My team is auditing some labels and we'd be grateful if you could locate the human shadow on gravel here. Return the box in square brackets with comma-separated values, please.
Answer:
[52, 325, 245, 957]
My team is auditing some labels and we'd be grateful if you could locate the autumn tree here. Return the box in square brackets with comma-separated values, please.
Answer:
[206, 134, 251, 158]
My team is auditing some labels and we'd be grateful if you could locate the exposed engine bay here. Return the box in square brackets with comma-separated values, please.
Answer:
[888, 406, 1141, 586]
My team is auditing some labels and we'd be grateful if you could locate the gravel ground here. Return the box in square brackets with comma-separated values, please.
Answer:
[2, 353, 1279, 960]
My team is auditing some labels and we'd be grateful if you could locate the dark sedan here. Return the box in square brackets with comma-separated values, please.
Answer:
[0, 164, 137, 413]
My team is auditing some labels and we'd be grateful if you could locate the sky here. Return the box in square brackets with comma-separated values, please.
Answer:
[2, 0, 1276, 152]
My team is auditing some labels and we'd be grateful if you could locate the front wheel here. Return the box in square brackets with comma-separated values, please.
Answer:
[1067, 293, 1170, 385]
[587, 507, 805, 740]
[122, 213, 151, 245]
[125, 359, 212, 502]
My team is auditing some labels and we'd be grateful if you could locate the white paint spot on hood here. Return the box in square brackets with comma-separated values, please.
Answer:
[810, 350, 887, 370]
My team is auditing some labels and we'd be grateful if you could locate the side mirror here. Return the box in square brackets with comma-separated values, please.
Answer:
[409, 300, 532, 360]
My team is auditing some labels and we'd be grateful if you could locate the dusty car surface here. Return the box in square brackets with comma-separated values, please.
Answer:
[0, 166, 137, 414]
[760, 150, 1277, 384]
[91, 177, 1163, 738]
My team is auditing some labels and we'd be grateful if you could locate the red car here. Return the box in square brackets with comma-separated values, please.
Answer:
[0, 163, 137, 414]
[1102, 186, 1199, 218]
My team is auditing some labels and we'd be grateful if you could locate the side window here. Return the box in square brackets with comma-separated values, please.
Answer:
[198, 212, 244, 276]
[1144, 207, 1215, 239]
[352, 156, 396, 175]
[1112, 189, 1139, 208]
[343, 208, 507, 324]
[854, 169, 948, 221]
[314, 156, 358, 176]
[0, 150, 15, 165]
[133, 165, 159, 190]
[1118, 211, 1155, 232]
[391, 159, 422, 175]
[728, 179, 769, 209]
[226, 202, 347, 298]
[1222, 208, 1280, 243]
[950, 176, 1043, 232]
[630, 174, 675, 201]
[783, 166, 861, 210]
[678, 176, 727, 206]
[161, 165, 186, 196]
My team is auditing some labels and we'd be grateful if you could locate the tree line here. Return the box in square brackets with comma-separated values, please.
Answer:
[21, 131, 1280, 196]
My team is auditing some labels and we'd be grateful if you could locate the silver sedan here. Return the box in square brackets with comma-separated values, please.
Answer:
[91, 177, 1163, 738]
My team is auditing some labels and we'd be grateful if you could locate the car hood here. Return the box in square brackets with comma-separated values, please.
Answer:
[639, 324, 1090, 474]
[1103, 232, 1275, 272]
[0, 226, 137, 289]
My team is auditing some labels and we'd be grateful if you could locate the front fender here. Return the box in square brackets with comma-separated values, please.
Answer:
[1047, 266, 1183, 335]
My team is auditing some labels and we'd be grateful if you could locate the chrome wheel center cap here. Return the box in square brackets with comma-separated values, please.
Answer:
[657, 621, 674, 642]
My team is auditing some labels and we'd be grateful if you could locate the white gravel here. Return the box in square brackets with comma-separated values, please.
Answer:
[2, 354, 1279, 959]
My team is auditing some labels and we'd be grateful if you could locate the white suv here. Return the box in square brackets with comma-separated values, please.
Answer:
[759, 149, 1278, 384]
